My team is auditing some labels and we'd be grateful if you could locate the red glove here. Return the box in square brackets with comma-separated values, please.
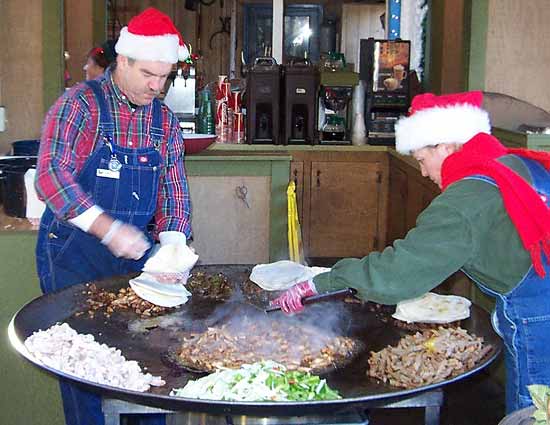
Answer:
[270, 281, 317, 314]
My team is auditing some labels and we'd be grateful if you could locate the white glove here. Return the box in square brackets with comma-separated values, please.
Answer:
[142, 232, 198, 283]
[101, 220, 150, 260]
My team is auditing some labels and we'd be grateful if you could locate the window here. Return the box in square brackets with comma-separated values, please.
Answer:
[244, 4, 322, 65]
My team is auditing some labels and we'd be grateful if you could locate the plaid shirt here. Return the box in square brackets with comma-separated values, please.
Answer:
[36, 69, 192, 238]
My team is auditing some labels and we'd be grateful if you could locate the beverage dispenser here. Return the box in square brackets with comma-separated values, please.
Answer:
[246, 57, 281, 144]
[163, 66, 196, 133]
[282, 61, 319, 145]
[359, 38, 411, 145]
[317, 70, 358, 144]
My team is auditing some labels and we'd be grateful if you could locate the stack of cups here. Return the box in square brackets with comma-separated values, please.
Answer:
[215, 76, 245, 143]
[215, 76, 230, 143]
[229, 91, 244, 143]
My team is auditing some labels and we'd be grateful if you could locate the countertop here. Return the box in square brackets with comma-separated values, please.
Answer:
[0, 144, 415, 233]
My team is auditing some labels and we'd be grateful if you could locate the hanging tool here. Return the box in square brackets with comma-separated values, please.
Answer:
[209, 17, 231, 49]
[235, 185, 250, 208]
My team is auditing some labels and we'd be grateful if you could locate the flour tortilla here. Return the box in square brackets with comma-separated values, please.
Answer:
[129, 274, 191, 307]
[392, 292, 472, 324]
[129, 281, 190, 308]
[250, 261, 331, 291]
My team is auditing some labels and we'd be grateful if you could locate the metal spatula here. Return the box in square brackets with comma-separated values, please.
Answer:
[265, 287, 358, 313]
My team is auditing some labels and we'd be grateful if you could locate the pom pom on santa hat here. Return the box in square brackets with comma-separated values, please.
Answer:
[395, 91, 492, 154]
[115, 7, 189, 64]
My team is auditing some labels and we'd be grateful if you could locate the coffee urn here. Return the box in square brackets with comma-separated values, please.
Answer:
[282, 61, 319, 145]
[246, 57, 281, 144]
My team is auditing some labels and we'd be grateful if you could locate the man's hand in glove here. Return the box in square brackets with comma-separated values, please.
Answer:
[269, 280, 317, 314]
[100, 220, 150, 260]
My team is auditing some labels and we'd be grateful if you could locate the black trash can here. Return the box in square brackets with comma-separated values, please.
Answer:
[0, 156, 38, 217]
[11, 140, 40, 156]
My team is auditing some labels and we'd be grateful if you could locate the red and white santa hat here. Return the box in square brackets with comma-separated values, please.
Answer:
[115, 7, 189, 64]
[395, 91, 491, 154]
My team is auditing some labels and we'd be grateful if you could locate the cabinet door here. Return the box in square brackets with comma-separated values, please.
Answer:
[406, 178, 439, 230]
[290, 160, 304, 223]
[308, 161, 383, 258]
[387, 164, 409, 243]
[188, 176, 271, 264]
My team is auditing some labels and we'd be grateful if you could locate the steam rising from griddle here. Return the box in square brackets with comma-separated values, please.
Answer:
[173, 290, 359, 373]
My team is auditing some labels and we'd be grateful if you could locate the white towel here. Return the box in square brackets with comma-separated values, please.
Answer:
[24, 169, 46, 220]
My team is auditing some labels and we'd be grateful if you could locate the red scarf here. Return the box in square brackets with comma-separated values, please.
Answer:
[441, 132, 550, 277]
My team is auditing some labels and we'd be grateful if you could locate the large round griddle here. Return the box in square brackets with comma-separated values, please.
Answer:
[9, 265, 502, 417]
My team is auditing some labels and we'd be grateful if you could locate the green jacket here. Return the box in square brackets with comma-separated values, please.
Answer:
[313, 155, 533, 304]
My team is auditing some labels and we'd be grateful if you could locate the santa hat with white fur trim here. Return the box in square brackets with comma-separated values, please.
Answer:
[395, 91, 491, 154]
[115, 7, 189, 64]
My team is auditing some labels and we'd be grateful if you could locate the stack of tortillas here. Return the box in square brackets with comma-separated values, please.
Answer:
[129, 244, 197, 307]
[249, 260, 330, 291]
[142, 244, 198, 274]
[392, 292, 472, 324]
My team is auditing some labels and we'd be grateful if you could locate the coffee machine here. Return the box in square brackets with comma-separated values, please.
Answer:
[246, 57, 281, 144]
[164, 66, 196, 133]
[282, 61, 319, 145]
[317, 71, 358, 144]
[359, 38, 411, 145]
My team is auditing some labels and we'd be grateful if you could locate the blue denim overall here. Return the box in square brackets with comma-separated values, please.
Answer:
[36, 80, 165, 425]
[463, 156, 550, 414]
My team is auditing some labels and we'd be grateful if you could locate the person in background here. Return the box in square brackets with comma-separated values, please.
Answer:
[272, 91, 550, 415]
[84, 40, 117, 80]
[83, 46, 110, 80]
[35, 7, 191, 425]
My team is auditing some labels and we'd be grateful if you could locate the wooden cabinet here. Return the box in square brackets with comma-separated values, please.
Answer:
[290, 160, 304, 223]
[387, 154, 439, 244]
[309, 161, 384, 257]
[290, 150, 388, 262]
[188, 175, 271, 264]
[185, 153, 291, 264]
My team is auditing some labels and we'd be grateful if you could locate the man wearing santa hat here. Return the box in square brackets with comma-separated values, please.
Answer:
[35, 7, 192, 425]
[272, 91, 550, 414]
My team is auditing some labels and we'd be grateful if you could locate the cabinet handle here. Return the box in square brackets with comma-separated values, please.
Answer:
[316, 170, 321, 188]
[293, 168, 298, 185]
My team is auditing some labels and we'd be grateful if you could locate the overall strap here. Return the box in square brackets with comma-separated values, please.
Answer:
[85, 80, 114, 144]
[517, 156, 550, 198]
[464, 156, 550, 196]
[150, 98, 164, 147]
[464, 174, 497, 186]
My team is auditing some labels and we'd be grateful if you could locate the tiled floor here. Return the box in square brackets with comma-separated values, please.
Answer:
[368, 369, 506, 425]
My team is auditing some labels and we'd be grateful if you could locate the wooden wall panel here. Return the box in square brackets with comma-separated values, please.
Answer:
[0, 1, 44, 153]
[428, 0, 466, 94]
[485, 0, 550, 112]
[65, 0, 94, 87]
[440, 0, 465, 93]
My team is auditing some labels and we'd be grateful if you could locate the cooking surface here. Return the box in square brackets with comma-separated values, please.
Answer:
[11, 265, 501, 416]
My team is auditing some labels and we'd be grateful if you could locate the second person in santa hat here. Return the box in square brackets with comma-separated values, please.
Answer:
[272, 90, 550, 415]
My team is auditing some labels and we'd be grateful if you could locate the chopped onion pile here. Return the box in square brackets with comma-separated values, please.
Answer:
[170, 360, 341, 401]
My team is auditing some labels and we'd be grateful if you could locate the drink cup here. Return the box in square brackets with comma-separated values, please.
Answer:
[216, 75, 227, 100]
[393, 64, 406, 81]
[233, 112, 245, 143]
